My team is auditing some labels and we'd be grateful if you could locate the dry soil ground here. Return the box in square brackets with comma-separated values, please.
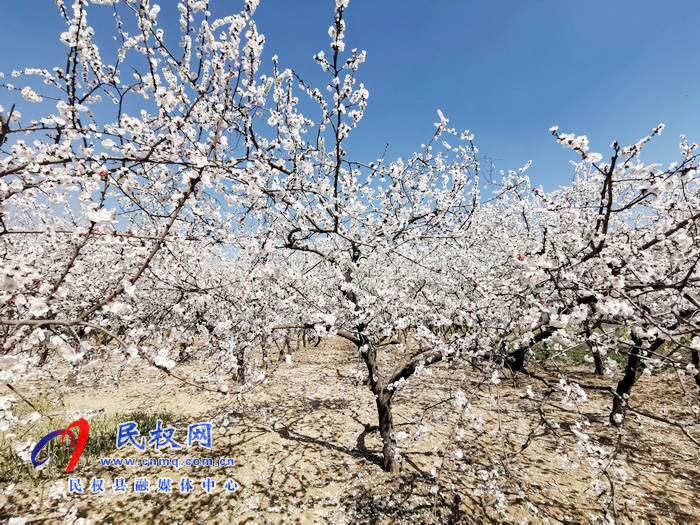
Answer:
[1, 338, 700, 524]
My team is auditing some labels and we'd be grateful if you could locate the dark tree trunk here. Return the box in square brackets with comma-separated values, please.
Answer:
[234, 346, 245, 383]
[610, 346, 641, 426]
[508, 347, 528, 373]
[358, 334, 401, 473]
[583, 324, 604, 375]
[376, 390, 400, 474]
[691, 349, 700, 391]
[507, 328, 552, 373]
[262, 336, 268, 371]
[610, 336, 662, 426]
[593, 350, 604, 375]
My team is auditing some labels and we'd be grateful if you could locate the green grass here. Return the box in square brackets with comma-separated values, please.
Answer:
[0, 406, 173, 483]
[531, 346, 628, 366]
[429, 325, 470, 337]
[10, 396, 63, 421]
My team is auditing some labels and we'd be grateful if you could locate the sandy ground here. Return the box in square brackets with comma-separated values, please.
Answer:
[1, 338, 700, 524]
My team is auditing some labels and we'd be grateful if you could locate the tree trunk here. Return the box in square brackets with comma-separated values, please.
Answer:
[376, 390, 400, 474]
[358, 334, 401, 473]
[234, 346, 245, 383]
[691, 349, 700, 391]
[507, 328, 552, 373]
[593, 350, 604, 375]
[610, 336, 662, 426]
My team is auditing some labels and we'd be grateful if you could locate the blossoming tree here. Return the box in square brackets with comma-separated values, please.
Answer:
[2, 0, 699, 486]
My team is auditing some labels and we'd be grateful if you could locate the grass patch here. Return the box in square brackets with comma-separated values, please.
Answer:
[429, 325, 469, 337]
[10, 397, 62, 421]
[532, 346, 628, 366]
[0, 408, 173, 483]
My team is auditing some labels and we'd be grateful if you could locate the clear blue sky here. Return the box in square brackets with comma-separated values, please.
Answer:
[2, 1, 699, 190]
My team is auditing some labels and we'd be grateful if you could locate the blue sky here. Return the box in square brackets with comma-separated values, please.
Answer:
[2, 0, 699, 190]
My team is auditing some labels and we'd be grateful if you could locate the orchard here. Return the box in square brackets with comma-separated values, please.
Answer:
[1, 1, 699, 523]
